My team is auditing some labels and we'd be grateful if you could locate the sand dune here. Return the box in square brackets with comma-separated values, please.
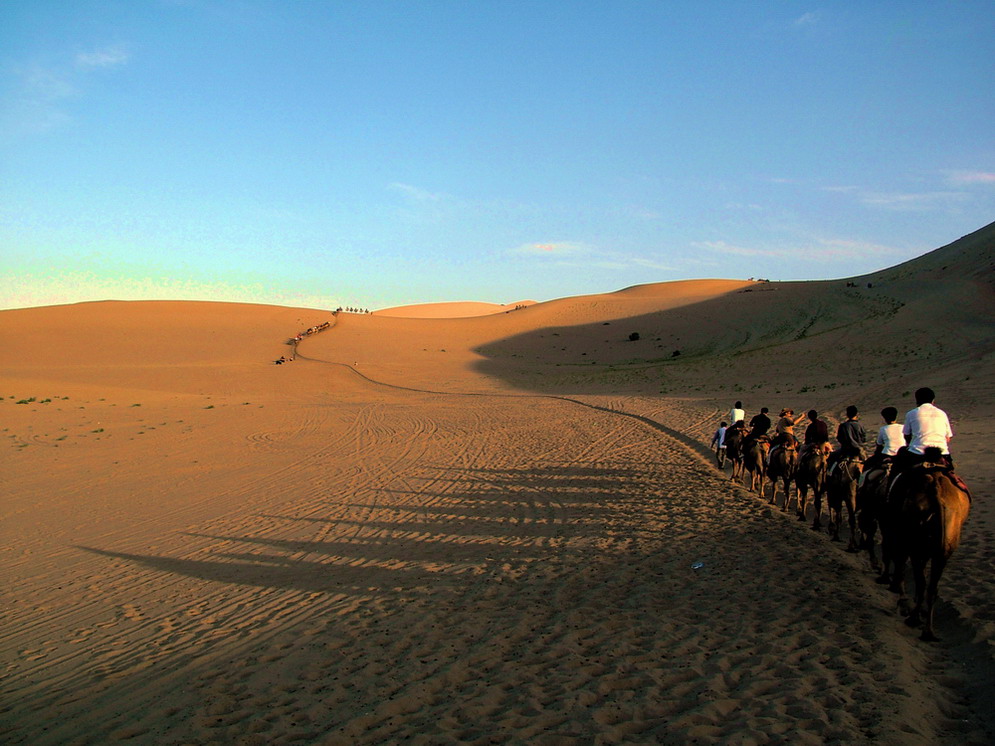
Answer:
[2, 222, 994, 744]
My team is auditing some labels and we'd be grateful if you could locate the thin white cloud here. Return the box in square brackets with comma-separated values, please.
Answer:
[2, 47, 130, 137]
[794, 11, 821, 27]
[695, 240, 784, 259]
[75, 45, 131, 69]
[944, 170, 995, 186]
[0, 64, 78, 135]
[695, 237, 901, 262]
[822, 181, 970, 211]
[509, 241, 588, 257]
[388, 182, 446, 202]
[509, 242, 675, 274]
[631, 257, 677, 271]
[858, 190, 968, 210]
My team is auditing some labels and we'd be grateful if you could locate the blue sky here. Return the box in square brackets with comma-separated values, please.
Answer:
[2, 1, 993, 311]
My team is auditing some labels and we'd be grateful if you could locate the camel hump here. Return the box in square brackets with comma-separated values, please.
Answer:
[946, 471, 973, 502]
[914, 456, 973, 503]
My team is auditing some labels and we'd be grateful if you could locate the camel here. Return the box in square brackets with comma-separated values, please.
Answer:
[826, 456, 862, 550]
[723, 427, 746, 482]
[767, 441, 797, 509]
[856, 462, 893, 577]
[888, 450, 971, 642]
[742, 437, 768, 494]
[794, 445, 828, 530]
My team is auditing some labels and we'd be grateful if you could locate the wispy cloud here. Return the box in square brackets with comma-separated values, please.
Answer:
[794, 11, 822, 27]
[694, 240, 784, 259]
[389, 182, 446, 202]
[822, 181, 971, 212]
[858, 190, 968, 211]
[75, 45, 131, 69]
[2, 46, 130, 137]
[0, 64, 78, 135]
[695, 237, 901, 262]
[509, 242, 675, 273]
[509, 241, 589, 257]
[944, 170, 995, 186]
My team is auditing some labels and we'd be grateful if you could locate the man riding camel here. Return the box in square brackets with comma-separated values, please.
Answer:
[798, 409, 831, 461]
[827, 405, 866, 475]
[768, 408, 807, 463]
[894, 387, 954, 472]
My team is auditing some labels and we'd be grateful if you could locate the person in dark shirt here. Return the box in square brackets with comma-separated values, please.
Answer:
[747, 407, 771, 440]
[828, 405, 866, 471]
[799, 409, 829, 460]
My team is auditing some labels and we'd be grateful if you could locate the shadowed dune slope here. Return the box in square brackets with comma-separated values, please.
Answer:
[471, 221, 995, 403]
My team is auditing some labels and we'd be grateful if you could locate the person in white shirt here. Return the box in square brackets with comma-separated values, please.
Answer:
[903, 388, 953, 454]
[729, 401, 745, 428]
[900, 387, 954, 468]
[878, 408, 906, 456]
[862, 406, 904, 473]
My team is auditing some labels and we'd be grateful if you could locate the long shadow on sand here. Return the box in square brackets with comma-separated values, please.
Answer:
[75, 461, 681, 596]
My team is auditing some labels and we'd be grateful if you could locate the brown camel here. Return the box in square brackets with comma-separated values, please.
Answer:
[742, 438, 768, 494]
[723, 427, 746, 482]
[767, 442, 797, 509]
[794, 446, 828, 529]
[889, 451, 971, 642]
[856, 462, 893, 578]
[826, 456, 862, 550]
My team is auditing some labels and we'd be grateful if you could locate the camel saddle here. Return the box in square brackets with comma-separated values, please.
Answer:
[913, 461, 973, 503]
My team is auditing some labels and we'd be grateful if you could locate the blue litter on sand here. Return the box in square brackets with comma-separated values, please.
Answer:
[691, 561, 704, 570]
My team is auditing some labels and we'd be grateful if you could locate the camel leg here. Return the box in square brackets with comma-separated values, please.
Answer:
[876, 511, 899, 584]
[845, 493, 860, 552]
[905, 554, 928, 630]
[862, 515, 881, 572]
[920, 555, 947, 642]
[812, 489, 824, 530]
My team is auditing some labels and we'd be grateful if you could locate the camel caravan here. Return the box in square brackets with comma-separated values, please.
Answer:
[712, 389, 972, 642]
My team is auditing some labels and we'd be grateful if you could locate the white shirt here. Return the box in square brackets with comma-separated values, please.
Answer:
[876, 423, 905, 456]
[729, 408, 745, 427]
[903, 403, 953, 455]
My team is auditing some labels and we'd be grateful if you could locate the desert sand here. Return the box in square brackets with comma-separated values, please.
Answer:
[2, 222, 994, 744]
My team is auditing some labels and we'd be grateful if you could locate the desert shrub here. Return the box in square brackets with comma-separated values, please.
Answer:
[628, 332, 640, 341]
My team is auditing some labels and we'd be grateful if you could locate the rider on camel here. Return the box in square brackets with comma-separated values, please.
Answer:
[798, 409, 831, 461]
[768, 408, 807, 463]
[864, 407, 904, 473]
[894, 387, 954, 472]
[827, 405, 866, 474]
[745, 407, 771, 441]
